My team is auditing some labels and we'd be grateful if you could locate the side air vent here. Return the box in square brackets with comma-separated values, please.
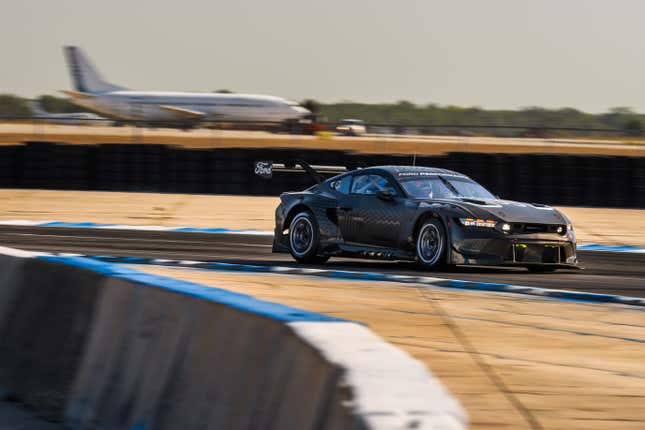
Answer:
[326, 208, 338, 225]
[460, 198, 488, 205]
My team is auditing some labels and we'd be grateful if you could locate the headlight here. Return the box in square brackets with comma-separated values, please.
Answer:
[459, 218, 497, 228]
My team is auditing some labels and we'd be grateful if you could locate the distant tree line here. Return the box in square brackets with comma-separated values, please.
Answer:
[0, 93, 643, 137]
[0, 94, 97, 116]
[316, 101, 644, 137]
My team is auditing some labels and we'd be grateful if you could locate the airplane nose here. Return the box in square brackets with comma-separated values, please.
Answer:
[290, 106, 310, 117]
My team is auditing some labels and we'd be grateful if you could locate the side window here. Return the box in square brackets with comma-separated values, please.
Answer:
[350, 174, 396, 195]
[329, 176, 352, 194]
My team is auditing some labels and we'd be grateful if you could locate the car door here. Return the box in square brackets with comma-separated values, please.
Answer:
[329, 174, 360, 243]
[348, 173, 403, 247]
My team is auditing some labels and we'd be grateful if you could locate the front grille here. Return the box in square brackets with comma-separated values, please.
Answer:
[523, 224, 548, 233]
[510, 223, 566, 235]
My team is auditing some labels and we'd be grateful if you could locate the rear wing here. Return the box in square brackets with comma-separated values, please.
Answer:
[253, 159, 349, 183]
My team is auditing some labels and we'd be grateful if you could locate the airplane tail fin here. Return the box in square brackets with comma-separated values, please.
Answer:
[63, 46, 127, 94]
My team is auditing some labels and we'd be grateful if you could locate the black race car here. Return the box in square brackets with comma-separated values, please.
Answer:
[272, 165, 578, 271]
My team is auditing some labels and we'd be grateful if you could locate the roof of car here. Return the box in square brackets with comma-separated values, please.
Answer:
[365, 165, 469, 178]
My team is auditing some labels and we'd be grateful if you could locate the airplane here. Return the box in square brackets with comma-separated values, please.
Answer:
[61, 46, 310, 127]
[29, 100, 110, 126]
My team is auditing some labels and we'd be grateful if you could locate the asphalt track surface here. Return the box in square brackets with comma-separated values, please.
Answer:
[1, 225, 644, 298]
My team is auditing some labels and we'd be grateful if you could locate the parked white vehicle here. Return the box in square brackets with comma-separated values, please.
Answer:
[336, 119, 366, 136]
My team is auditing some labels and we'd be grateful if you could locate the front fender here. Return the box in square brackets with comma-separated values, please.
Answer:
[409, 202, 472, 264]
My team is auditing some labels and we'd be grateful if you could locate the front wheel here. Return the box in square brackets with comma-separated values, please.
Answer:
[416, 218, 447, 269]
[288, 211, 329, 264]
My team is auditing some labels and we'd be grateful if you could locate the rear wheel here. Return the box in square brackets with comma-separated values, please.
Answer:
[416, 218, 447, 269]
[288, 211, 329, 264]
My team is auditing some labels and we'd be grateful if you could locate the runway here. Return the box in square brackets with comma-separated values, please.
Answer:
[2, 225, 644, 297]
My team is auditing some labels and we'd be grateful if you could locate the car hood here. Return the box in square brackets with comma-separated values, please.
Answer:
[430, 198, 568, 224]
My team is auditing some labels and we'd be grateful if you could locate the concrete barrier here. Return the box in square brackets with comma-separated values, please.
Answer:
[0, 247, 466, 430]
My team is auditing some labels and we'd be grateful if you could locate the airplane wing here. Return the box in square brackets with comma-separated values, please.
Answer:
[61, 90, 95, 99]
[159, 105, 206, 119]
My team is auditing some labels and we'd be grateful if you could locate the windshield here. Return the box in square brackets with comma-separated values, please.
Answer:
[447, 177, 495, 199]
[400, 176, 495, 200]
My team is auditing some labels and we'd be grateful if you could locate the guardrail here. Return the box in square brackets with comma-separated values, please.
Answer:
[0, 247, 465, 430]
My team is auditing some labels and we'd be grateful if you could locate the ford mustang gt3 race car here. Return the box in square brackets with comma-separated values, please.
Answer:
[272, 165, 578, 271]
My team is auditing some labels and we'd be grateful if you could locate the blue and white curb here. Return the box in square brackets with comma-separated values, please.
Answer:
[0, 220, 273, 236]
[41, 254, 346, 323]
[2, 220, 645, 253]
[58, 253, 645, 308]
[577, 243, 645, 253]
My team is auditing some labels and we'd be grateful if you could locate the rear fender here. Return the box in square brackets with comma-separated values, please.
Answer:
[282, 203, 312, 233]
[280, 198, 340, 253]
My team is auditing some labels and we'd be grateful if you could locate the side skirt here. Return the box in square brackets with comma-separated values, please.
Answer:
[332, 243, 416, 261]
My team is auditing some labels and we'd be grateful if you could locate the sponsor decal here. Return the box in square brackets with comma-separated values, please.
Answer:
[398, 172, 437, 177]
[254, 160, 273, 179]
[398, 171, 465, 178]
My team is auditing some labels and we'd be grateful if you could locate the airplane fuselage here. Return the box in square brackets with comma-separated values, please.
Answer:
[63, 46, 310, 125]
[72, 91, 310, 123]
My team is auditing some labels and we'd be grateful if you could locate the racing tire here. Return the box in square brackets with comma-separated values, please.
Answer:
[416, 218, 447, 270]
[288, 211, 329, 264]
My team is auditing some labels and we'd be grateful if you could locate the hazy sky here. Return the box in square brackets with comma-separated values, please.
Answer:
[4, 0, 645, 112]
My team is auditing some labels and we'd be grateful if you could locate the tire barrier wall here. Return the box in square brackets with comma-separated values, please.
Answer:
[0, 247, 465, 430]
[3, 141, 644, 207]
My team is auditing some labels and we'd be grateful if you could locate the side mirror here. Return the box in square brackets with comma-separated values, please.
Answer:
[377, 190, 395, 201]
